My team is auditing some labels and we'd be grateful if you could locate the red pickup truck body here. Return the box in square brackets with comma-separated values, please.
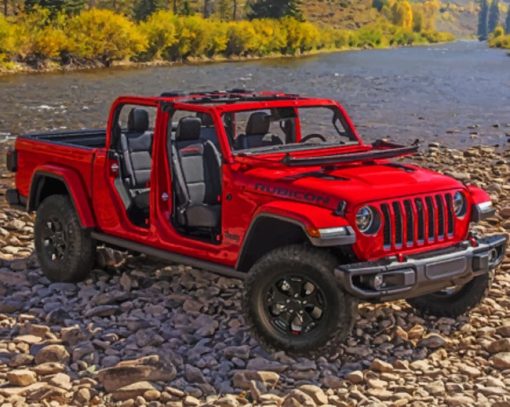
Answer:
[6, 90, 507, 354]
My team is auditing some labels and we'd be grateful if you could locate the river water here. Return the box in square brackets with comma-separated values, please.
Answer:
[0, 40, 509, 148]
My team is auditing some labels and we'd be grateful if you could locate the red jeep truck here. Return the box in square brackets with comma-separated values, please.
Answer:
[5, 90, 507, 354]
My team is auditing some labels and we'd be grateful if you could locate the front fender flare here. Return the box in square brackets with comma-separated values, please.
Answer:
[28, 165, 96, 228]
[246, 200, 355, 246]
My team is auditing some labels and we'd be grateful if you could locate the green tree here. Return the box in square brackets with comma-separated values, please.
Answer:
[478, 0, 489, 40]
[488, 0, 500, 33]
[133, 0, 167, 20]
[25, 0, 84, 15]
[506, 6, 510, 34]
[248, 0, 302, 20]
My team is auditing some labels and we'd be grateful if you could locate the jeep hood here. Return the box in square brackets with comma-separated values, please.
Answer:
[239, 162, 464, 209]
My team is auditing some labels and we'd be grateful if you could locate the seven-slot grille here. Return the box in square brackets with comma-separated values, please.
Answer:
[380, 192, 456, 250]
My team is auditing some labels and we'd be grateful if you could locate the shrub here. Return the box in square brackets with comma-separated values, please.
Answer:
[281, 17, 305, 54]
[13, 8, 68, 66]
[139, 11, 177, 60]
[169, 15, 210, 60]
[204, 19, 228, 57]
[489, 33, 510, 49]
[0, 15, 16, 65]
[66, 9, 147, 66]
[250, 19, 287, 55]
[226, 21, 259, 56]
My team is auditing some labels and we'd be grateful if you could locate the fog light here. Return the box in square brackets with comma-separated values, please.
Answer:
[370, 274, 384, 290]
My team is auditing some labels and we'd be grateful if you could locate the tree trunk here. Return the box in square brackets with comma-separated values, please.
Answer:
[232, 0, 237, 20]
[3, 0, 7, 16]
[203, 0, 209, 17]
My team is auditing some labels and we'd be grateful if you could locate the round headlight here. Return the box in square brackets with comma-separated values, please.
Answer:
[453, 192, 467, 217]
[356, 206, 379, 234]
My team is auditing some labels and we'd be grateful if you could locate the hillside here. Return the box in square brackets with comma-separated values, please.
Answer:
[301, 0, 381, 29]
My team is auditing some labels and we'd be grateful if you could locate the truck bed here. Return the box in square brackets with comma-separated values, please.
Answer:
[21, 129, 107, 149]
[13, 129, 104, 203]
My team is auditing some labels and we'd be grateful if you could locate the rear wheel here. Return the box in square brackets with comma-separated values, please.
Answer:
[406, 273, 491, 317]
[34, 195, 96, 282]
[243, 245, 357, 356]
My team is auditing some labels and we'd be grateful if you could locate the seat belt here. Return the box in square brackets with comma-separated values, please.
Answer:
[170, 142, 191, 217]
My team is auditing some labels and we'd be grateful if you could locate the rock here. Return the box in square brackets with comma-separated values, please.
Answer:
[7, 369, 37, 386]
[0, 382, 47, 398]
[419, 333, 447, 349]
[370, 358, 393, 373]
[35, 345, 70, 365]
[20, 323, 50, 338]
[75, 388, 91, 404]
[97, 356, 177, 392]
[0, 269, 28, 286]
[496, 323, 510, 337]
[282, 389, 315, 407]
[184, 364, 206, 384]
[60, 325, 86, 346]
[446, 395, 476, 406]
[223, 345, 251, 360]
[15, 334, 43, 344]
[458, 363, 481, 378]
[298, 384, 328, 405]
[487, 338, 510, 353]
[407, 324, 425, 340]
[322, 375, 343, 388]
[183, 395, 201, 406]
[491, 352, 510, 369]
[47, 373, 72, 390]
[232, 370, 279, 390]
[33, 362, 65, 376]
[84, 305, 119, 317]
[9, 353, 34, 368]
[72, 341, 95, 362]
[346, 370, 364, 384]
[111, 381, 157, 401]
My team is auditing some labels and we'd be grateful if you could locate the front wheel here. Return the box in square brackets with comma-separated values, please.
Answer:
[243, 245, 357, 356]
[34, 195, 96, 282]
[406, 273, 491, 318]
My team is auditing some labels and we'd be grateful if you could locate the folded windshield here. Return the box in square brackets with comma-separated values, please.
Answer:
[223, 106, 358, 154]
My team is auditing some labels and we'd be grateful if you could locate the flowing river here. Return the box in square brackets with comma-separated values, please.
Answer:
[0, 40, 509, 148]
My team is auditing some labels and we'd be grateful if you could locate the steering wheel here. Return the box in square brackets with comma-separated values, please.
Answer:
[301, 133, 327, 143]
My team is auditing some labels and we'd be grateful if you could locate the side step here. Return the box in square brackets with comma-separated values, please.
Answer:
[90, 232, 246, 280]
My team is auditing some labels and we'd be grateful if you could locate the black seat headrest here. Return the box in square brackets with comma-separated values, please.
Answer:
[176, 117, 202, 142]
[128, 108, 149, 133]
[246, 112, 270, 135]
[197, 112, 214, 127]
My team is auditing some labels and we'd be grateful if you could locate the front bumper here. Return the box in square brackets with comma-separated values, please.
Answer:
[335, 234, 508, 302]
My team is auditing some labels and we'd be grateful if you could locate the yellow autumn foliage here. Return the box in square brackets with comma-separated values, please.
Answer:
[0, 6, 453, 70]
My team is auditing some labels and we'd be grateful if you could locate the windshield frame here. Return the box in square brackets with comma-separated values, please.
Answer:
[215, 100, 363, 156]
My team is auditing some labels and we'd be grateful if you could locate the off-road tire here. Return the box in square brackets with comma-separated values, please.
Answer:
[34, 195, 96, 282]
[243, 245, 357, 356]
[406, 272, 492, 318]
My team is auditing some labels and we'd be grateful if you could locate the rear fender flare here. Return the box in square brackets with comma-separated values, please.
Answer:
[28, 165, 96, 228]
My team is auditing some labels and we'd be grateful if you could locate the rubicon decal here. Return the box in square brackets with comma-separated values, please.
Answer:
[254, 183, 331, 205]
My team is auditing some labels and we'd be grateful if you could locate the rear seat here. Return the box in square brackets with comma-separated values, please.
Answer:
[119, 108, 154, 211]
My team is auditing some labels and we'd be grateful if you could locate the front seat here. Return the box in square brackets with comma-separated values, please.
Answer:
[119, 108, 153, 211]
[170, 117, 222, 230]
[235, 112, 283, 150]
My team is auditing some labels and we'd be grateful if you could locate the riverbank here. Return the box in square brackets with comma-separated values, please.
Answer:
[0, 43, 435, 76]
[0, 143, 508, 405]
[0, 9, 454, 76]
